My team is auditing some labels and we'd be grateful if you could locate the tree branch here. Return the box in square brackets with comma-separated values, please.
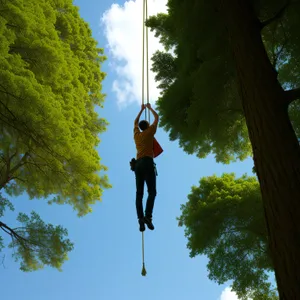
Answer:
[260, 0, 291, 29]
[0, 88, 73, 165]
[9, 150, 18, 164]
[6, 24, 20, 29]
[0, 221, 42, 250]
[285, 87, 300, 105]
[271, 21, 288, 68]
[9, 176, 26, 183]
[10, 152, 30, 175]
[0, 221, 29, 246]
[0, 151, 29, 188]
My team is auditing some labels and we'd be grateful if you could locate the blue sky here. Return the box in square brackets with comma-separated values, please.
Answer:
[1, 1, 256, 299]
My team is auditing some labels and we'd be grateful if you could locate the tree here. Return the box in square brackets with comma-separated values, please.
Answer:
[178, 173, 278, 299]
[0, 0, 111, 270]
[0, 206, 73, 272]
[148, 1, 300, 298]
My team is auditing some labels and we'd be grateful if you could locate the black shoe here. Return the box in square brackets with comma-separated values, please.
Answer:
[139, 219, 145, 232]
[144, 216, 154, 230]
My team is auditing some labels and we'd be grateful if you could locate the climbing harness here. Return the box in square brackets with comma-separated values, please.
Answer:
[141, 0, 149, 277]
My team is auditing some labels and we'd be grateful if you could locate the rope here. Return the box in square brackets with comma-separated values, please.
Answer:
[146, 0, 150, 123]
[141, 0, 149, 277]
[142, 0, 150, 123]
[141, 231, 147, 276]
[142, 0, 145, 109]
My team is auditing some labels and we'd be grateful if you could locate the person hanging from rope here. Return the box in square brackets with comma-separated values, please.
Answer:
[133, 103, 159, 232]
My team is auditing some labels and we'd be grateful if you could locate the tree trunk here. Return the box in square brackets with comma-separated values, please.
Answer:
[220, 0, 300, 299]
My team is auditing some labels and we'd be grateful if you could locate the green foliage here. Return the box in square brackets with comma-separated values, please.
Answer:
[0, 194, 14, 253]
[0, 0, 111, 216]
[8, 212, 73, 272]
[178, 173, 277, 299]
[0, 193, 72, 272]
[0, 0, 110, 271]
[0, 194, 14, 217]
[147, 0, 300, 163]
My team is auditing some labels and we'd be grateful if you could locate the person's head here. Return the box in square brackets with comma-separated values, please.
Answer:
[139, 120, 149, 131]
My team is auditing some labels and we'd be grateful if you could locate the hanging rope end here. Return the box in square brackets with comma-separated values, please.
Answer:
[141, 263, 147, 276]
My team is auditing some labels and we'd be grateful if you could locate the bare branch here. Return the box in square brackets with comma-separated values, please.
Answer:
[260, 0, 291, 29]
[285, 87, 300, 105]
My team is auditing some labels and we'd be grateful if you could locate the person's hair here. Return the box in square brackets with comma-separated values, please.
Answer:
[139, 120, 149, 131]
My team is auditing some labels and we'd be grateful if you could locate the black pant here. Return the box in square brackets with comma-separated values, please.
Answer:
[135, 157, 157, 220]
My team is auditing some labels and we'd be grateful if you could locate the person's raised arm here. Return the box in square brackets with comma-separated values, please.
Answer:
[146, 103, 159, 127]
[134, 104, 146, 126]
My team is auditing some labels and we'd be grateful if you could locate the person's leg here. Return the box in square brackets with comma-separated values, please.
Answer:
[135, 161, 145, 231]
[144, 160, 157, 230]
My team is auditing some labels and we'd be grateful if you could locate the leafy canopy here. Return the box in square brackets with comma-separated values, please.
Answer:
[147, 0, 300, 163]
[0, 0, 110, 271]
[178, 173, 277, 299]
[0, 0, 111, 215]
